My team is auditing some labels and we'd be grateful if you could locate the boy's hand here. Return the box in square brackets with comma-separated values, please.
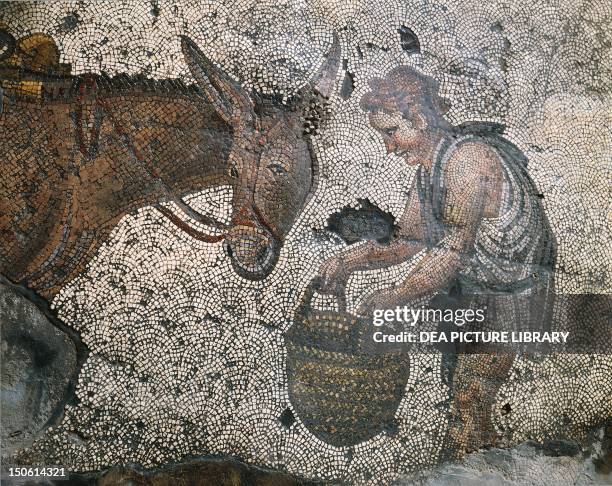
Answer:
[317, 255, 349, 295]
[356, 288, 404, 316]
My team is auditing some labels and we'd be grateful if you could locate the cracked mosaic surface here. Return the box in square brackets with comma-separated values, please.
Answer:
[1, 0, 610, 484]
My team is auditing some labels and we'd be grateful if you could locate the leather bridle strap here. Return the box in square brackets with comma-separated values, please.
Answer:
[88, 81, 230, 242]
[230, 129, 283, 244]
[75, 75, 102, 158]
[156, 205, 225, 243]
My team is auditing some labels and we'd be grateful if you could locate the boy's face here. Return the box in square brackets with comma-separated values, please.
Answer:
[368, 106, 430, 164]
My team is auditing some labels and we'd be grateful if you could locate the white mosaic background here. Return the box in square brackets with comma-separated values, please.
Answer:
[2, 0, 610, 483]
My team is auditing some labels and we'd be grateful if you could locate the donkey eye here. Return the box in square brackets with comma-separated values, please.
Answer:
[228, 164, 239, 178]
[267, 162, 287, 175]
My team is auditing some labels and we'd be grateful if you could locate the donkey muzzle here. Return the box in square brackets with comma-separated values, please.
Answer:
[224, 224, 279, 280]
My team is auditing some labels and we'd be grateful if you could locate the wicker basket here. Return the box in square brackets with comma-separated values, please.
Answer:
[285, 280, 410, 447]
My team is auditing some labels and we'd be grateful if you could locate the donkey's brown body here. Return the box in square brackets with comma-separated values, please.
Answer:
[1, 33, 340, 297]
[1, 72, 232, 297]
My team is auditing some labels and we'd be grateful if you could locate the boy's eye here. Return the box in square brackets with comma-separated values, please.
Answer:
[385, 127, 398, 136]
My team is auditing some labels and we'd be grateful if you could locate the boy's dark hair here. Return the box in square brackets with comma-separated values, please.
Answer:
[360, 66, 451, 119]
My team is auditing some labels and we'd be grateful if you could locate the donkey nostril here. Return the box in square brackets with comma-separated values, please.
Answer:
[223, 240, 234, 258]
[225, 225, 275, 275]
[256, 242, 270, 264]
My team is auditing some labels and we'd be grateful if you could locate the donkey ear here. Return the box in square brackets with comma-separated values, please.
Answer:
[309, 32, 341, 98]
[180, 36, 254, 125]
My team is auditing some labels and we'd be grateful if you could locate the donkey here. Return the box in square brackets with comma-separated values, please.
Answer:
[0, 32, 340, 298]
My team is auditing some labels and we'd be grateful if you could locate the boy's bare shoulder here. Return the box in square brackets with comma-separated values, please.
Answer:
[445, 139, 503, 185]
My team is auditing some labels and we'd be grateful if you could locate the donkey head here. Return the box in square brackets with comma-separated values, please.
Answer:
[181, 35, 340, 280]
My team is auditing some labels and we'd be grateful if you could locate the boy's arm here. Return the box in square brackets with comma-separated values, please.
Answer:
[317, 238, 424, 294]
[357, 143, 499, 312]
[341, 238, 425, 273]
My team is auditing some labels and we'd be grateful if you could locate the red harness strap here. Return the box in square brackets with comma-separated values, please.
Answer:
[80, 80, 229, 244]
[74, 74, 103, 158]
